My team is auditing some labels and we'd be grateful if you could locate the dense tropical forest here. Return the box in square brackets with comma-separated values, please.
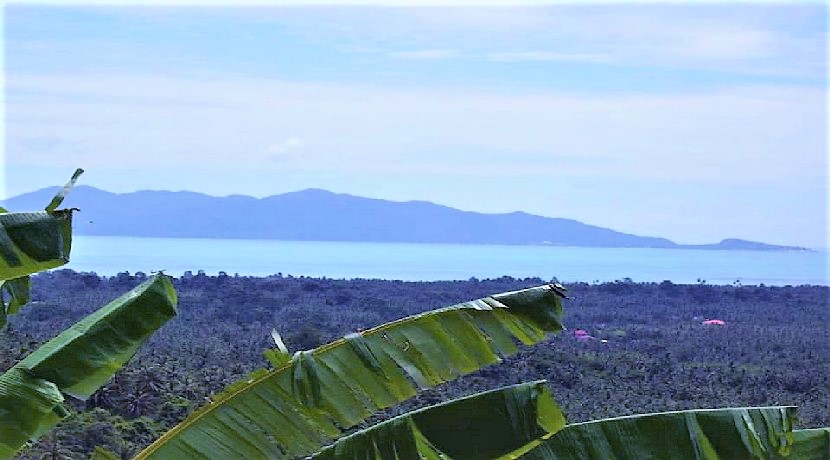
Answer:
[2, 270, 826, 459]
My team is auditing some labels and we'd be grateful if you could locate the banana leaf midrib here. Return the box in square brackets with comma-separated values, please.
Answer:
[137, 288, 549, 458]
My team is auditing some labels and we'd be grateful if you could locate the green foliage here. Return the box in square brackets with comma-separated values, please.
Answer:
[135, 285, 566, 459]
[263, 329, 291, 367]
[3, 170, 827, 458]
[91, 446, 121, 460]
[0, 368, 67, 458]
[313, 380, 565, 459]
[0, 169, 82, 326]
[313, 392, 806, 460]
[0, 170, 178, 459]
[0, 275, 177, 457]
[15, 274, 177, 399]
[0, 276, 30, 328]
[44, 168, 84, 213]
[790, 428, 830, 459]
[10, 272, 828, 459]
[518, 406, 797, 459]
[0, 210, 74, 281]
[24, 408, 165, 460]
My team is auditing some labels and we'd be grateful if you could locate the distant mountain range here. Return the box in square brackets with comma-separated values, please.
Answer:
[1, 186, 808, 251]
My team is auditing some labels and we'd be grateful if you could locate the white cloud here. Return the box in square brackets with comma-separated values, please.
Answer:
[266, 137, 304, 155]
[7, 72, 824, 182]
[253, 5, 824, 78]
[487, 51, 612, 63]
[8, 6, 823, 80]
[388, 49, 458, 59]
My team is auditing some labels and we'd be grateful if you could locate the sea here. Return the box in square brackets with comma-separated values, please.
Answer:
[62, 236, 829, 286]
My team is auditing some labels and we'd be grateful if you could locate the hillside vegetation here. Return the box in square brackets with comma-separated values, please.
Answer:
[3, 271, 826, 458]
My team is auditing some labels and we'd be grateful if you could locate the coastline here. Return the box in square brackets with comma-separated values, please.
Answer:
[64, 235, 830, 286]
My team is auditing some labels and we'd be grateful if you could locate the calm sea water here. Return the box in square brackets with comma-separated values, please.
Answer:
[63, 236, 828, 286]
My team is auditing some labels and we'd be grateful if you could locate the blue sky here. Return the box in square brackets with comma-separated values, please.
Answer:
[2, 4, 827, 248]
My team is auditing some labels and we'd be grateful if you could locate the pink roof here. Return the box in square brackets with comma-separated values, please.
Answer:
[702, 319, 726, 325]
[574, 329, 589, 336]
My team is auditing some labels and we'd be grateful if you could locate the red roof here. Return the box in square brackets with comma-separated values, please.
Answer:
[702, 319, 726, 325]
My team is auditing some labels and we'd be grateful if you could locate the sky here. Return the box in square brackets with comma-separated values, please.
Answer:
[1, 3, 827, 248]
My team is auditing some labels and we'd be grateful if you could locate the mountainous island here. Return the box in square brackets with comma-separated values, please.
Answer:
[1, 186, 807, 251]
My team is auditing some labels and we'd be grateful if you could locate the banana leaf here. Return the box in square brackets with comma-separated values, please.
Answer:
[0, 169, 83, 326]
[264, 329, 292, 367]
[15, 273, 177, 399]
[312, 380, 565, 460]
[44, 168, 84, 213]
[0, 274, 178, 457]
[514, 406, 797, 459]
[790, 428, 829, 460]
[0, 168, 83, 282]
[0, 368, 67, 459]
[135, 284, 567, 460]
[0, 210, 73, 281]
[0, 276, 30, 328]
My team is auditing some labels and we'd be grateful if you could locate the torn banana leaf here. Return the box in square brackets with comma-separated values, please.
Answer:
[514, 406, 797, 459]
[264, 329, 292, 367]
[136, 284, 567, 460]
[312, 380, 565, 460]
[0, 169, 83, 328]
[0, 274, 177, 457]
[790, 428, 829, 460]
[0, 210, 73, 282]
[0, 168, 83, 282]
[44, 168, 84, 213]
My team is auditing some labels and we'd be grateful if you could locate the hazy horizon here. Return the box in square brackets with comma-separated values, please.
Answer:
[2, 4, 827, 248]
[4, 182, 827, 251]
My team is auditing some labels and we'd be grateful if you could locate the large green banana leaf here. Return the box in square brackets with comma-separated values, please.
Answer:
[135, 284, 567, 460]
[0, 274, 178, 457]
[790, 428, 829, 459]
[0, 168, 83, 282]
[0, 210, 73, 281]
[513, 406, 798, 460]
[0, 168, 83, 326]
[312, 380, 565, 460]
